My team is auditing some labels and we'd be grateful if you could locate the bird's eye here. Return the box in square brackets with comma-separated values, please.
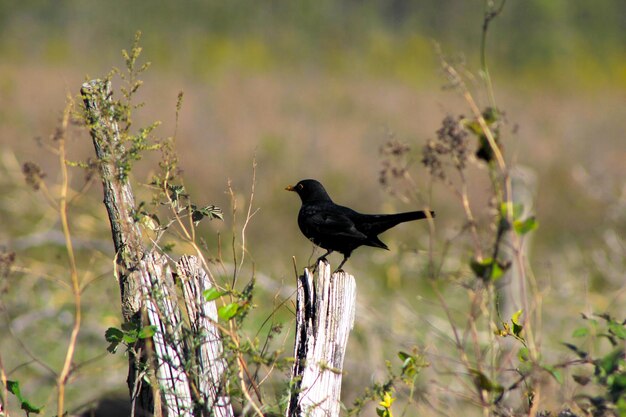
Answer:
[297, 184, 304, 190]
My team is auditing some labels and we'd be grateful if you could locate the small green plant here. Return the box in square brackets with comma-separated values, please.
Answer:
[348, 349, 428, 416]
[104, 323, 157, 354]
[370, 1, 564, 416]
[565, 313, 626, 417]
[5, 380, 43, 416]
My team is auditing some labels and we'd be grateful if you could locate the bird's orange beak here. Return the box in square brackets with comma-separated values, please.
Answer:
[285, 185, 296, 192]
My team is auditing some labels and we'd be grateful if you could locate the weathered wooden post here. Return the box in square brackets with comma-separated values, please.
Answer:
[287, 261, 357, 417]
[177, 256, 233, 416]
[81, 79, 233, 417]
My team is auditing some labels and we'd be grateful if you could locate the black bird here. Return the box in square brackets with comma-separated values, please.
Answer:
[286, 179, 434, 271]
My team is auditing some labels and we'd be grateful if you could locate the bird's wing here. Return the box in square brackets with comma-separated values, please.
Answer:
[307, 211, 368, 240]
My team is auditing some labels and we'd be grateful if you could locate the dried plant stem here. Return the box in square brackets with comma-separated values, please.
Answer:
[455, 74, 515, 232]
[481, 0, 507, 109]
[0, 354, 7, 414]
[238, 159, 259, 274]
[513, 237, 541, 359]
[229, 320, 265, 417]
[459, 176, 484, 260]
[431, 283, 474, 374]
[56, 97, 82, 417]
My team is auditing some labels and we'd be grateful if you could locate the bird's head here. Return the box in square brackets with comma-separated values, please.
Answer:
[285, 179, 332, 203]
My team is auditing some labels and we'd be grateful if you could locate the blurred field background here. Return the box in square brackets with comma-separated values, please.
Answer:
[1, 1, 625, 415]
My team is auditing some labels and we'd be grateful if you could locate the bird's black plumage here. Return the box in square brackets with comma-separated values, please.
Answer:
[286, 179, 434, 270]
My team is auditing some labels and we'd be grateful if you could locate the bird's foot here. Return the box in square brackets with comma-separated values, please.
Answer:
[310, 256, 329, 273]
[333, 256, 349, 274]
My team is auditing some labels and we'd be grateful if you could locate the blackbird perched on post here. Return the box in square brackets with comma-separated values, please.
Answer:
[286, 179, 434, 271]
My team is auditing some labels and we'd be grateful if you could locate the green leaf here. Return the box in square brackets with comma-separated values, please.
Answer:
[122, 332, 139, 344]
[140, 213, 160, 231]
[191, 209, 203, 223]
[572, 374, 591, 386]
[482, 107, 499, 124]
[138, 325, 157, 339]
[475, 134, 495, 163]
[203, 287, 224, 302]
[511, 309, 523, 324]
[191, 204, 224, 224]
[608, 321, 626, 340]
[517, 361, 533, 375]
[470, 258, 489, 279]
[610, 372, 626, 390]
[572, 327, 589, 338]
[542, 365, 563, 384]
[398, 351, 416, 377]
[397, 350, 428, 380]
[218, 303, 239, 321]
[105, 327, 124, 342]
[168, 184, 186, 201]
[518, 347, 530, 362]
[105, 327, 125, 353]
[500, 202, 524, 221]
[470, 257, 506, 281]
[464, 119, 483, 135]
[514, 217, 538, 235]
[562, 342, 589, 359]
[204, 205, 224, 221]
[6, 380, 43, 414]
[469, 369, 504, 393]
[511, 310, 524, 337]
[597, 348, 624, 375]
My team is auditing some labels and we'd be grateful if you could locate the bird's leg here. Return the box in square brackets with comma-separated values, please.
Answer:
[334, 253, 350, 273]
[311, 250, 332, 272]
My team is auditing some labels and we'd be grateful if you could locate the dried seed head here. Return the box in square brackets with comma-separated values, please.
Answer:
[22, 162, 46, 191]
[379, 138, 411, 187]
[0, 250, 16, 288]
[422, 115, 470, 180]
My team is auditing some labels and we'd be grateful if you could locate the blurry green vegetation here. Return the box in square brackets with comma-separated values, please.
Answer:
[1, 0, 625, 88]
[1, 1, 625, 416]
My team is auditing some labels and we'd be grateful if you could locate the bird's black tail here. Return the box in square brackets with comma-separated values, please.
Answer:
[363, 210, 435, 236]
[391, 210, 435, 222]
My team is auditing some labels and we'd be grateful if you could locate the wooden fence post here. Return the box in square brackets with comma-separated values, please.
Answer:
[287, 261, 357, 417]
[81, 79, 233, 417]
[176, 256, 233, 416]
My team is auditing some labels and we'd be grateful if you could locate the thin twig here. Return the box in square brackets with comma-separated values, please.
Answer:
[481, 0, 507, 108]
[238, 158, 259, 274]
[56, 96, 83, 417]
